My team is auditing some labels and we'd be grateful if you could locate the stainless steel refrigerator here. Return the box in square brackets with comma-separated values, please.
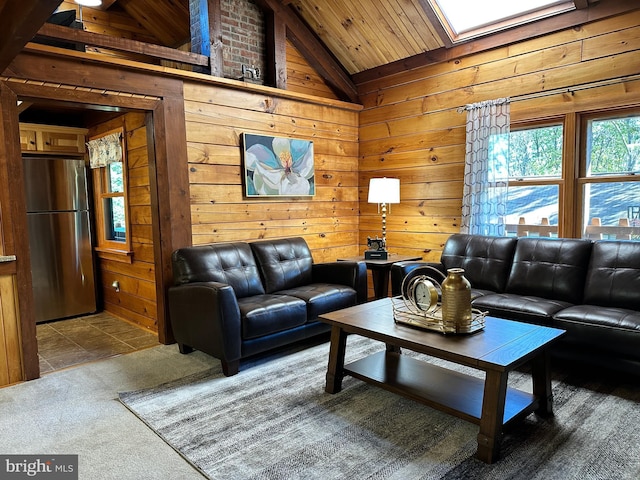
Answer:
[24, 156, 97, 323]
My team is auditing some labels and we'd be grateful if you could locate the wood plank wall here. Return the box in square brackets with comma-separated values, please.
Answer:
[57, 1, 159, 44]
[0, 274, 22, 386]
[183, 82, 360, 263]
[356, 10, 640, 262]
[89, 112, 158, 331]
[286, 41, 339, 100]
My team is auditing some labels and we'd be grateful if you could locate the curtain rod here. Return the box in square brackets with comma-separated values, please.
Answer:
[511, 73, 640, 102]
[458, 73, 640, 112]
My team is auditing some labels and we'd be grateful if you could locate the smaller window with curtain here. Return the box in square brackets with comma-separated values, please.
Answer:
[88, 128, 133, 260]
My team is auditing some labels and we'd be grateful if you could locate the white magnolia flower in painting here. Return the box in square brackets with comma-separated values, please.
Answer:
[245, 137, 314, 196]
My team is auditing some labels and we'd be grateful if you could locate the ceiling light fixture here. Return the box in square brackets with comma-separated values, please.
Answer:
[74, 0, 102, 6]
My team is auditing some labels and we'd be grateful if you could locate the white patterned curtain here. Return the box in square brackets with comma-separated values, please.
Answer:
[460, 98, 510, 236]
[87, 132, 123, 168]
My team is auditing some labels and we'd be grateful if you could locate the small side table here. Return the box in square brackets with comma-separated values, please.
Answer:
[338, 254, 421, 300]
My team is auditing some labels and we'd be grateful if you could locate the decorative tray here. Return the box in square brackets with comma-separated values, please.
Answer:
[391, 296, 486, 335]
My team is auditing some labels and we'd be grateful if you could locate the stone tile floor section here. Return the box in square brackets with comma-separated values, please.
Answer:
[37, 312, 159, 374]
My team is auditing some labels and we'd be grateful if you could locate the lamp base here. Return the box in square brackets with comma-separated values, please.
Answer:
[365, 250, 388, 260]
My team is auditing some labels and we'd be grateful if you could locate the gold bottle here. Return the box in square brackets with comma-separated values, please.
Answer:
[441, 268, 472, 332]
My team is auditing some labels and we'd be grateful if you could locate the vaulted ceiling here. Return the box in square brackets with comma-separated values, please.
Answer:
[1, 0, 638, 88]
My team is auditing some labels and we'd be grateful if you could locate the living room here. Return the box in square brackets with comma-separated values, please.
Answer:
[0, 0, 639, 478]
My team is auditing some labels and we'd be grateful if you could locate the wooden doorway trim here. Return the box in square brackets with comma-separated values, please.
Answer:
[1, 55, 192, 379]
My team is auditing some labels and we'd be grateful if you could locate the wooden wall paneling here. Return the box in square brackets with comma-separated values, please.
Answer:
[182, 80, 360, 263]
[183, 99, 358, 140]
[356, 9, 640, 262]
[0, 276, 10, 386]
[57, 1, 161, 44]
[286, 41, 339, 100]
[511, 78, 640, 122]
[89, 112, 158, 333]
[359, 129, 465, 166]
[0, 275, 23, 385]
[116, 0, 190, 48]
[359, 12, 640, 113]
[581, 24, 640, 61]
[182, 82, 361, 120]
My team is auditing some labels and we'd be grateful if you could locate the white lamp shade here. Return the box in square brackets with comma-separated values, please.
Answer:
[368, 177, 400, 204]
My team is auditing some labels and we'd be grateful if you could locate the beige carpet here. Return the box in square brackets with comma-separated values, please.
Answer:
[0, 344, 213, 479]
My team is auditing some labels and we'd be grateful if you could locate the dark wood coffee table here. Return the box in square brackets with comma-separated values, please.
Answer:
[318, 298, 565, 463]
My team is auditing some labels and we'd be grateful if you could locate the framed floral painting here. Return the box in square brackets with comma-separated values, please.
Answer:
[242, 133, 315, 197]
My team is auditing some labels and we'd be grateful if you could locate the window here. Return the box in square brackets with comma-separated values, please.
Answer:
[580, 111, 640, 240]
[102, 162, 126, 242]
[430, 0, 576, 42]
[505, 123, 563, 237]
[89, 128, 133, 261]
[503, 109, 640, 241]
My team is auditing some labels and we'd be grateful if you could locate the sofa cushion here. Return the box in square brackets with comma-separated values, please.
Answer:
[582, 240, 640, 310]
[553, 305, 640, 359]
[441, 234, 517, 293]
[505, 237, 592, 304]
[250, 237, 313, 293]
[472, 293, 572, 324]
[238, 294, 307, 340]
[276, 283, 358, 320]
[172, 242, 265, 298]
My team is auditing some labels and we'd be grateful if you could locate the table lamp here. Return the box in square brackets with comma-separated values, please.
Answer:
[366, 177, 400, 259]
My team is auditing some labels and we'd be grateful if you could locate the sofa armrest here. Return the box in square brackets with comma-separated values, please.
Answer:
[168, 281, 242, 363]
[390, 261, 446, 296]
[312, 261, 368, 304]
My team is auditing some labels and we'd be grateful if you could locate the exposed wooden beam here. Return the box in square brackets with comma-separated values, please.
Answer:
[0, 0, 62, 73]
[264, 9, 287, 89]
[255, 0, 358, 103]
[188, 0, 223, 75]
[415, 0, 453, 49]
[34, 23, 210, 67]
[354, 0, 640, 86]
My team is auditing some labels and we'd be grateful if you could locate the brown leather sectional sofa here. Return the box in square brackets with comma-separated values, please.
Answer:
[391, 234, 640, 375]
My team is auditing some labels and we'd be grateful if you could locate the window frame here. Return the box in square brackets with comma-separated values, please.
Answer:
[504, 106, 640, 240]
[90, 127, 133, 262]
[577, 107, 640, 239]
[429, 0, 576, 43]
[506, 117, 567, 237]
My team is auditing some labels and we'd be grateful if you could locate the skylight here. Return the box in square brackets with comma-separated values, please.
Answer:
[431, 0, 577, 41]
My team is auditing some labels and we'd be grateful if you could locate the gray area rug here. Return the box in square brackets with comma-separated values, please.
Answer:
[119, 336, 640, 480]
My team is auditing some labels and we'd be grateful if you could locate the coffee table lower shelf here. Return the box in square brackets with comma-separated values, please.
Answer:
[344, 351, 538, 427]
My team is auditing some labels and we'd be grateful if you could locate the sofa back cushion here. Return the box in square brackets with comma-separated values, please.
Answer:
[506, 237, 592, 304]
[583, 240, 640, 310]
[250, 237, 313, 293]
[171, 242, 265, 297]
[441, 234, 517, 293]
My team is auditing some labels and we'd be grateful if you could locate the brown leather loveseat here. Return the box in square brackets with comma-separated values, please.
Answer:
[168, 237, 367, 376]
[391, 234, 640, 375]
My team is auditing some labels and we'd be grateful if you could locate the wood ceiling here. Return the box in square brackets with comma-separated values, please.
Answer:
[288, 0, 446, 74]
[1, 0, 638, 87]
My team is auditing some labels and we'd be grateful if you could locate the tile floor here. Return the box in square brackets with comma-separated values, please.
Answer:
[36, 312, 160, 374]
